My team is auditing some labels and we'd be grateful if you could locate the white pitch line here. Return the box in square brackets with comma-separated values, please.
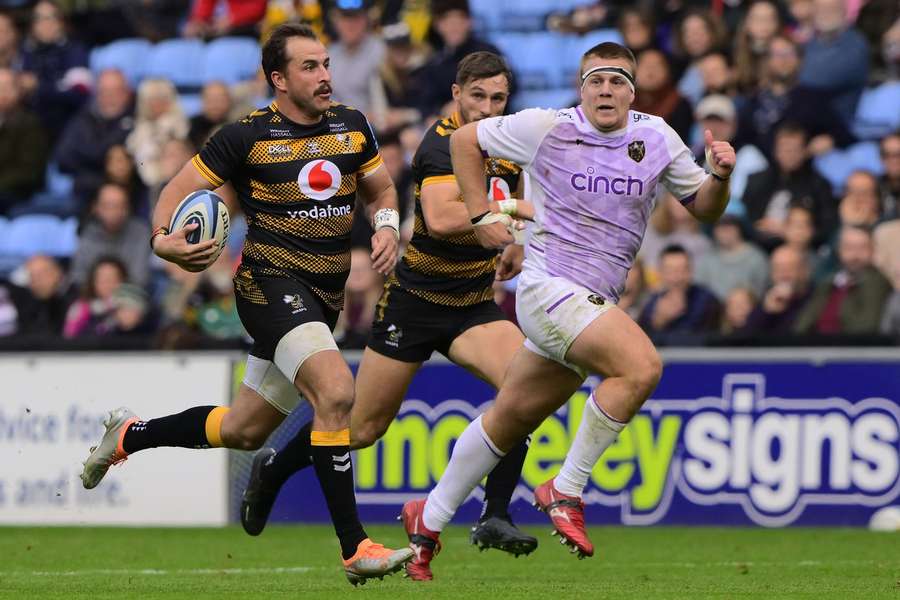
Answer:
[0, 567, 315, 577]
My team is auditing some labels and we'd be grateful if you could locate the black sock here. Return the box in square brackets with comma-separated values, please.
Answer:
[310, 429, 367, 560]
[122, 406, 226, 454]
[482, 437, 530, 520]
[261, 421, 314, 489]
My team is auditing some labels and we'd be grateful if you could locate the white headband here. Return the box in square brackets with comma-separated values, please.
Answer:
[581, 65, 636, 92]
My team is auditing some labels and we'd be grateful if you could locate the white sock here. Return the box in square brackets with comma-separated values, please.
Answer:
[423, 415, 504, 532]
[553, 391, 627, 497]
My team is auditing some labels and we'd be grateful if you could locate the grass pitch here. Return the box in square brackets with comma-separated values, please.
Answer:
[0, 525, 896, 599]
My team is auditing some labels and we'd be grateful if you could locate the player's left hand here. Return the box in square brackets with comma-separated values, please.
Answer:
[496, 243, 524, 281]
[704, 130, 736, 179]
[370, 227, 398, 276]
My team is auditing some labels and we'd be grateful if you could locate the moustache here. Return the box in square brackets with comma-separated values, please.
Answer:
[315, 84, 332, 95]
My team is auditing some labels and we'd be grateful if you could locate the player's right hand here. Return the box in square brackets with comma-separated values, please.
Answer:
[473, 220, 515, 249]
[152, 223, 219, 272]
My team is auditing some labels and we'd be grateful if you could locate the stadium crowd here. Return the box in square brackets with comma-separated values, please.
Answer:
[0, 0, 898, 350]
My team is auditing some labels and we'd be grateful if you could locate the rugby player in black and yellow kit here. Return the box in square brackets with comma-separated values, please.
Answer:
[78, 23, 414, 585]
[241, 52, 538, 581]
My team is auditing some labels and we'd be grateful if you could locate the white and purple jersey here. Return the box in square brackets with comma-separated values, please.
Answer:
[476, 107, 706, 302]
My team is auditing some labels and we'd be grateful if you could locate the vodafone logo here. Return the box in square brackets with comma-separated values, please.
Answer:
[298, 159, 342, 201]
[488, 177, 511, 200]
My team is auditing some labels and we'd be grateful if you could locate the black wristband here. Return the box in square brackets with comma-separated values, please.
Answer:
[470, 210, 491, 225]
[710, 171, 730, 182]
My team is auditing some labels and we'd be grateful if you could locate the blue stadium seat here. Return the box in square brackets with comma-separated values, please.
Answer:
[471, 1, 503, 32]
[144, 39, 206, 91]
[501, 0, 555, 32]
[0, 215, 67, 261]
[8, 192, 78, 219]
[561, 29, 625, 85]
[202, 37, 261, 84]
[45, 162, 74, 198]
[55, 218, 79, 257]
[511, 87, 577, 112]
[853, 82, 900, 141]
[179, 93, 203, 118]
[89, 38, 153, 86]
[813, 141, 885, 193]
[491, 32, 566, 89]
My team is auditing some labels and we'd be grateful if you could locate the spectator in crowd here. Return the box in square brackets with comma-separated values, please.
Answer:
[879, 131, 900, 220]
[150, 137, 195, 210]
[855, 0, 899, 81]
[695, 215, 770, 301]
[736, 35, 855, 159]
[787, 0, 815, 43]
[697, 52, 736, 99]
[880, 260, 900, 336]
[1, 254, 74, 337]
[126, 78, 188, 189]
[797, 0, 869, 124]
[183, 0, 266, 39]
[721, 287, 758, 335]
[103, 144, 147, 217]
[745, 244, 814, 333]
[70, 182, 150, 287]
[0, 67, 49, 214]
[546, 1, 608, 35]
[880, 18, 900, 82]
[617, 8, 657, 55]
[838, 170, 882, 228]
[638, 245, 721, 340]
[56, 68, 134, 205]
[334, 246, 382, 348]
[63, 255, 128, 338]
[120, 0, 187, 42]
[19, 0, 91, 138]
[691, 94, 768, 215]
[371, 21, 424, 131]
[733, 0, 783, 93]
[632, 49, 694, 142]
[618, 258, 649, 320]
[782, 205, 822, 272]
[326, 0, 384, 116]
[794, 225, 892, 335]
[104, 282, 158, 337]
[743, 122, 837, 250]
[640, 192, 712, 286]
[671, 10, 728, 102]
[188, 248, 242, 341]
[412, 0, 501, 118]
[0, 12, 21, 70]
[188, 81, 232, 150]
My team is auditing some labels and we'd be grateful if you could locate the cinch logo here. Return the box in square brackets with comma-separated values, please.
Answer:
[571, 166, 644, 196]
[354, 374, 900, 527]
[298, 159, 342, 201]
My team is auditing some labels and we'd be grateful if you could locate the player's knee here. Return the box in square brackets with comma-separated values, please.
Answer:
[310, 378, 355, 419]
[630, 348, 663, 398]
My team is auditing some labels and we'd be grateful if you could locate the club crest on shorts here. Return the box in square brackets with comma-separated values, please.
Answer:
[386, 324, 403, 347]
[283, 294, 306, 313]
[628, 140, 645, 163]
[587, 294, 606, 306]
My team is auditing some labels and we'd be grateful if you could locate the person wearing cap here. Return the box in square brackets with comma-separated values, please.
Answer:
[693, 93, 768, 216]
[411, 0, 503, 118]
[370, 21, 425, 130]
[109, 283, 157, 337]
[326, 0, 385, 115]
[399, 41, 736, 567]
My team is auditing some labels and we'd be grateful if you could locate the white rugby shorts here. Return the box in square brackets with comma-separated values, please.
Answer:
[515, 270, 615, 378]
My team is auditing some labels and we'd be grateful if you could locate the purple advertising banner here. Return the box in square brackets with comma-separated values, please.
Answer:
[253, 349, 900, 527]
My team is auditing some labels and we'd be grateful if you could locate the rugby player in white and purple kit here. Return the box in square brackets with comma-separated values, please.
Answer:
[400, 42, 736, 574]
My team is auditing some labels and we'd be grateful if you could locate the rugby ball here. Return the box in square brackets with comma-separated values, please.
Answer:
[169, 190, 230, 265]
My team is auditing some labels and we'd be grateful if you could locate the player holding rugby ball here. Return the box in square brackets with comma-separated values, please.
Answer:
[79, 23, 412, 585]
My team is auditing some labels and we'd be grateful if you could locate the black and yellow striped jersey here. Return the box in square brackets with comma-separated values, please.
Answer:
[393, 112, 522, 306]
[192, 101, 383, 311]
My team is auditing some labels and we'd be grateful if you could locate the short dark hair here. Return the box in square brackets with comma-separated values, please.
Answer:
[455, 51, 512, 89]
[262, 23, 319, 88]
[581, 42, 637, 77]
[659, 243, 689, 262]
[432, 0, 469, 18]
[774, 120, 808, 142]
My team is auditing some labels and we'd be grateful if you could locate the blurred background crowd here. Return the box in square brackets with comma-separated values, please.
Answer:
[0, 0, 898, 351]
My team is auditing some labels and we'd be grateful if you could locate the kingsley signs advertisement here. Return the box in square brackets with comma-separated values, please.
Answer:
[264, 350, 900, 527]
